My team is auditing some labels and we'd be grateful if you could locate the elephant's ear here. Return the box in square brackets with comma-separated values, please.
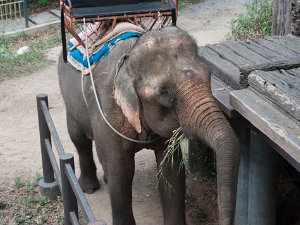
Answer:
[114, 64, 142, 134]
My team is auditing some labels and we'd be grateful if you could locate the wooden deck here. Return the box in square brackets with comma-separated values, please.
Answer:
[202, 35, 300, 89]
[206, 35, 300, 225]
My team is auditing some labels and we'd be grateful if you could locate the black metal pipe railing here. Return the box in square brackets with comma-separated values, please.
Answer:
[40, 100, 65, 156]
[23, 0, 29, 28]
[66, 164, 97, 223]
[70, 212, 81, 225]
[45, 139, 62, 189]
[60, 153, 79, 225]
[36, 93, 105, 225]
[37, 94, 55, 184]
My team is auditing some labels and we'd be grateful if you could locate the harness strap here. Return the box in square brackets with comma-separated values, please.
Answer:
[81, 18, 157, 144]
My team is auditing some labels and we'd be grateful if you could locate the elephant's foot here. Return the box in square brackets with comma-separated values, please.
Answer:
[79, 175, 100, 194]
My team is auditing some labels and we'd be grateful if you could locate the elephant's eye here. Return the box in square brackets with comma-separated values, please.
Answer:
[160, 88, 169, 97]
[157, 87, 174, 108]
[183, 69, 195, 78]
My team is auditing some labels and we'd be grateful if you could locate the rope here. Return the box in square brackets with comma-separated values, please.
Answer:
[82, 18, 156, 144]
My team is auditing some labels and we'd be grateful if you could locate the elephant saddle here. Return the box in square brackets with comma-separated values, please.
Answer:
[60, 0, 178, 64]
[67, 22, 146, 74]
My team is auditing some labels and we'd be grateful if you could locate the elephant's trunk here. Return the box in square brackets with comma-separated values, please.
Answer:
[176, 82, 240, 225]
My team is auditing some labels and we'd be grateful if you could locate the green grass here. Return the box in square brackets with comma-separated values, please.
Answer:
[1, 175, 64, 225]
[29, 0, 49, 7]
[0, 25, 61, 80]
[14, 177, 25, 188]
[230, 0, 272, 41]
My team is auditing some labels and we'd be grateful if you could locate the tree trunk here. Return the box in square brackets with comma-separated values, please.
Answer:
[272, 0, 292, 35]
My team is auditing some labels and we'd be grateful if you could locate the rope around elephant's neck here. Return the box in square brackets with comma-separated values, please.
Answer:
[82, 18, 157, 144]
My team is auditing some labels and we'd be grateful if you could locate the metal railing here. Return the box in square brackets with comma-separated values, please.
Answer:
[0, 0, 28, 27]
[36, 93, 106, 225]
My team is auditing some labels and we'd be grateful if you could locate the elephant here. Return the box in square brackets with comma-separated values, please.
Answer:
[58, 26, 240, 225]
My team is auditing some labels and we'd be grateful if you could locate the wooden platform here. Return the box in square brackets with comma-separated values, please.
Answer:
[199, 35, 300, 89]
[230, 88, 300, 171]
[248, 68, 300, 122]
[204, 35, 300, 225]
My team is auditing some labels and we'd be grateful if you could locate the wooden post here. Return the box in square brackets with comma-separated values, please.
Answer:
[248, 130, 277, 225]
[272, 0, 292, 35]
[235, 141, 250, 225]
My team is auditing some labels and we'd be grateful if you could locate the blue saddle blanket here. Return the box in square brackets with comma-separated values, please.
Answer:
[68, 31, 142, 73]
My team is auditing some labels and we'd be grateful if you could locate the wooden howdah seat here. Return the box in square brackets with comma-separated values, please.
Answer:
[60, 0, 178, 62]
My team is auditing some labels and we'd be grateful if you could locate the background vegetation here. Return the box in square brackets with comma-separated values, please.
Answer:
[230, 0, 272, 40]
[0, 25, 61, 80]
[28, 0, 49, 7]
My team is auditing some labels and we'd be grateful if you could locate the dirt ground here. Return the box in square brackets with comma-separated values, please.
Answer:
[0, 0, 251, 224]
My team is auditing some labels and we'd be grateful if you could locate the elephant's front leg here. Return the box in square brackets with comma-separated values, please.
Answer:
[155, 147, 186, 225]
[66, 113, 100, 194]
[107, 151, 136, 225]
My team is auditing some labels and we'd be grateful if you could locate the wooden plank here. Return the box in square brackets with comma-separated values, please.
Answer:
[248, 71, 300, 121]
[238, 40, 288, 62]
[272, 69, 300, 92]
[197, 46, 242, 89]
[221, 40, 273, 86]
[240, 58, 300, 78]
[286, 67, 300, 76]
[211, 76, 238, 118]
[254, 37, 300, 59]
[206, 44, 254, 68]
[254, 70, 300, 99]
[222, 40, 271, 65]
[230, 88, 300, 171]
[266, 35, 300, 53]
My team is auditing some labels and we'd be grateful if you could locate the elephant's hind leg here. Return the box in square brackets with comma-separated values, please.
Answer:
[67, 113, 100, 194]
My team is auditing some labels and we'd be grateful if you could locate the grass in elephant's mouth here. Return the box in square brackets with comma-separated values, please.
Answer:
[157, 127, 217, 193]
[157, 127, 186, 191]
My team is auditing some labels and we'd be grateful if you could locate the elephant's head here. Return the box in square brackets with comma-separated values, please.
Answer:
[114, 26, 239, 225]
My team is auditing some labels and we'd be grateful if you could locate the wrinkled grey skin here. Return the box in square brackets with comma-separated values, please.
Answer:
[58, 27, 239, 225]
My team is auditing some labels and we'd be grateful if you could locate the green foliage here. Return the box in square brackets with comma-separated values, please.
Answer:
[13, 213, 29, 225]
[21, 197, 34, 207]
[34, 173, 42, 185]
[0, 26, 61, 80]
[230, 1, 272, 41]
[157, 128, 185, 193]
[14, 177, 25, 188]
[2, 175, 63, 225]
[38, 196, 51, 206]
[29, 0, 49, 7]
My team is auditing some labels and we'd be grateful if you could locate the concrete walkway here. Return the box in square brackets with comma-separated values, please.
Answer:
[0, 8, 60, 37]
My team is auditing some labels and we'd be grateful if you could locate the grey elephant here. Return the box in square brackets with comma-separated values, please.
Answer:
[58, 26, 239, 225]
